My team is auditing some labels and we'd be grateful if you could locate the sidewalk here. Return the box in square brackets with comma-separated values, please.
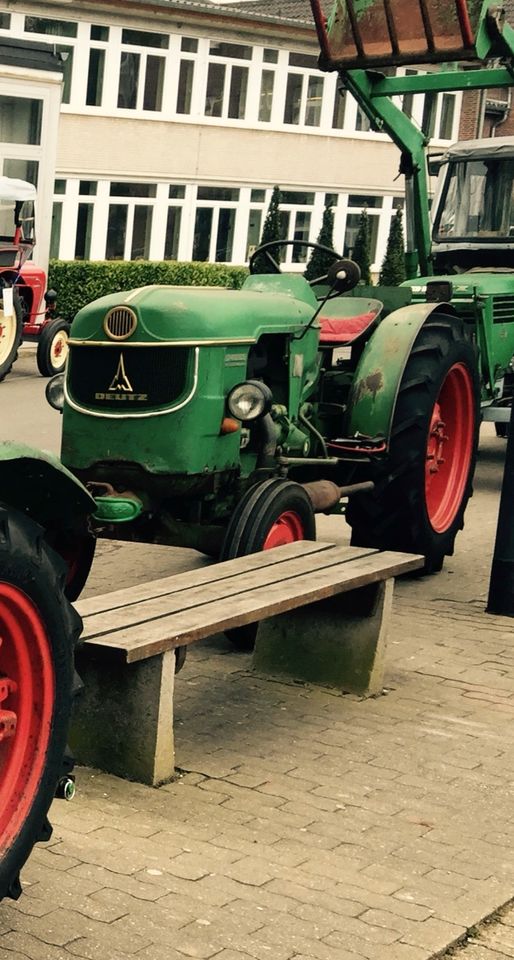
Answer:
[1, 575, 514, 960]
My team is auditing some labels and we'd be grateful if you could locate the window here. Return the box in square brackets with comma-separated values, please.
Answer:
[24, 16, 77, 37]
[263, 48, 278, 63]
[110, 182, 156, 197]
[193, 187, 239, 261]
[118, 34, 166, 112]
[75, 204, 93, 260]
[0, 13, 10, 29]
[132, 206, 153, 258]
[54, 180, 66, 195]
[283, 65, 324, 127]
[86, 48, 105, 106]
[0, 96, 42, 145]
[105, 183, 157, 259]
[204, 43, 250, 120]
[50, 203, 62, 259]
[177, 60, 194, 114]
[355, 106, 371, 131]
[438, 94, 456, 140]
[80, 181, 97, 195]
[91, 25, 109, 41]
[246, 208, 262, 258]
[344, 197, 383, 264]
[3, 159, 38, 186]
[332, 87, 346, 129]
[164, 207, 182, 259]
[259, 70, 275, 122]
[106, 205, 127, 259]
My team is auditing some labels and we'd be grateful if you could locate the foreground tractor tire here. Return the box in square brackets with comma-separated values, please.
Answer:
[0, 505, 81, 901]
[347, 314, 480, 574]
[0, 286, 23, 383]
[221, 478, 316, 650]
[36, 319, 70, 377]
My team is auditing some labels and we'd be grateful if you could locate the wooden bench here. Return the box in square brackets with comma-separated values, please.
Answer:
[71, 542, 423, 786]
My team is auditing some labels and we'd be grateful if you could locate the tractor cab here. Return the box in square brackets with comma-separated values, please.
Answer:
[431, 139, 514, 273]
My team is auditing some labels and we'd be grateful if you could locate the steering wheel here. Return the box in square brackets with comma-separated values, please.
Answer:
[249, 239, 345, 296]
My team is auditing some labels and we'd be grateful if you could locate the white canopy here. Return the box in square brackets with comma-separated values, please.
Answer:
[446, 137, 514, 161]
[0, 176, 36, 202]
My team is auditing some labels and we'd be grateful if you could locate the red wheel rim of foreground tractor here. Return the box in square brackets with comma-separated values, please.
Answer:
[425, 362, 475, 534]
[262, 510, 306, 549]
[0, 583, 54, 852]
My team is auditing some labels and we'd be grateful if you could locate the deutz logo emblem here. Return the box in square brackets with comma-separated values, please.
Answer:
[109, 353, 132, 392]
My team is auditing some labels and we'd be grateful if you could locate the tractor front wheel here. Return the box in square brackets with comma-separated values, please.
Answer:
[0, 285, 23, 383]
[0, 506, 80, 901]
[221, 478, 316, 650]
[36, 319, 70, 377]
[347, 315, 480, 573]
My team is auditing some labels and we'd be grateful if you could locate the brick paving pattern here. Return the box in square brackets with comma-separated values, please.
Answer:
[1, 585, 514, 959]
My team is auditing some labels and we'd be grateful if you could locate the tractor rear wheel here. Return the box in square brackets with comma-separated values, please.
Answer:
[36, 319, 70, 377]
[221, 478, 316, 650]
[0, 505, 81, 901]
[0, 284, 23, 383]
[346, 315, 480, 574]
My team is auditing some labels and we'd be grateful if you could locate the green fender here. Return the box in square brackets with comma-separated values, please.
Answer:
[346, 302, 457, 448]
[0, 441, 95, 532]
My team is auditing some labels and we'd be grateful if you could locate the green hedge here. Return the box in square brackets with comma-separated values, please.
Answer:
[48, 260, 249, 322]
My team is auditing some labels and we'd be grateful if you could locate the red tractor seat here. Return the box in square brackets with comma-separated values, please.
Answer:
[318, 297, 383, 346]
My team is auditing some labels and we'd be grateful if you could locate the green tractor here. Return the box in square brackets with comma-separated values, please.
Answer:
[0, 445, 94, 900]
[46, 0, 514, 602]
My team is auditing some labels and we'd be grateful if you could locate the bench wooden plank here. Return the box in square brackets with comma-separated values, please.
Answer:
[84, 549, 422, 662]
[80, 544, 378, 642]
[77, 539, 333, 618]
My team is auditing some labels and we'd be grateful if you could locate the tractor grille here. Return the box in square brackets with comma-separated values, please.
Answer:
[492, 296, 514, 325]
[67, 345, 193, 413]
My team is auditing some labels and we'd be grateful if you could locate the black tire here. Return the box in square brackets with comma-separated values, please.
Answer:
[36, 319, 70, 377]
[46, 530, 96, 602]
[346, 314, 480, 574]
[221, 478, 316, 650]
[0, 283, 23, 383]
[0, 505, 81, 901]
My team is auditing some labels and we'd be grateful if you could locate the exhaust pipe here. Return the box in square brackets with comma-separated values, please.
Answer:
[302, 479, 374, 512]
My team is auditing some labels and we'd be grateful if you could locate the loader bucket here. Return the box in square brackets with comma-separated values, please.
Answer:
[311, 0, 486, 69]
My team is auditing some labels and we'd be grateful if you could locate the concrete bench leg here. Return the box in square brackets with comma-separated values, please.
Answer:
[70, 648, 176, 786]
[252, 579, 394, 696]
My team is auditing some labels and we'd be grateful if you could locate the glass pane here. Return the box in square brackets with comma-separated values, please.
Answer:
[258, 70, 274, 122]
[143, 56, 165, 111]
[181, 37, 198, 52]
[247, 208, 262, 257]
[263, 48, 278, 63]
[349, 194, 382, 208]
[79, 180, 97, 195]
[54, 180, 66, 194]
[216, 208, 235, 261]
[122, 28, 168, 49]
[210, 41, 252, 60]
[0, 13, 10, 29]
[438, 94, 455, 140]
[281, 191, 314, 205]
[57, 47, 73, 104]
[131, 205, 153, 259]
[4, 159, 38, 186]
[292, 211, 311, 261]
[75, 203, 93, 260]
[193, 207, 213, 261]
[118, 52, 140, 109]
[49, 202, 62, 260]
[205, 63, 225, 117]
[289, 53, 318, 68]
[228, 66, 248, 120]
[355, 106, 371, 131]
[169, 185, 185, 199]
[305, 75, 323, 126]
[24, 16, 77, 37]
[0, 96, 42, 145]
[164, 207, 182, 259]
[422, 92, 436, 138]
[284, 74, 302, 125]
[251, 189, 265, 202]
[177, 60, 194, 114]
[106, 204, 127, 259]
[197, 187, 238, 201]
[86, 48, 105, 106]
[332, 88, 346, 129]
[110, 182, 156, 197]
[91, 25, 109, 41]
[278, 210, 290, 238]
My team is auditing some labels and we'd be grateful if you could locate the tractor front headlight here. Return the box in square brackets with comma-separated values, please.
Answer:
[46, 373, 65, 412]
[227, 380, 272, 421]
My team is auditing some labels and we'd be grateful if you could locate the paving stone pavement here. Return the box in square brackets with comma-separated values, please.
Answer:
[2, 429, 514, 960]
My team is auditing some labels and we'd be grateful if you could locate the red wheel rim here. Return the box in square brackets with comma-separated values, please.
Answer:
[0, 584, 54, 854]
[262, 510, 305, 549]
[425, 362, 475, 533]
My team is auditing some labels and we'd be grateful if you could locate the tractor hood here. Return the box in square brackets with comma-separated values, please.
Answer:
[69, 277, 318, 344]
